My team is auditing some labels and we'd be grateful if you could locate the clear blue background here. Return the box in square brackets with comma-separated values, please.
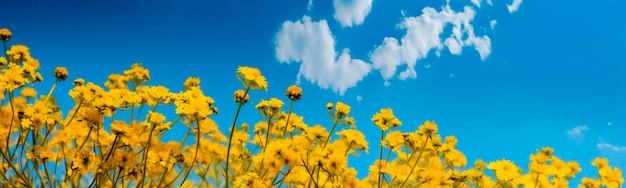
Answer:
[2, 0, 625, 183]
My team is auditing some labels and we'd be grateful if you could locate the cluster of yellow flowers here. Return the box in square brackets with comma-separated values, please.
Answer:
[0, 27, 624, 188]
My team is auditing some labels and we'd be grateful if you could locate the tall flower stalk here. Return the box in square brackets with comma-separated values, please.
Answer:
[225, 66, 267, 188]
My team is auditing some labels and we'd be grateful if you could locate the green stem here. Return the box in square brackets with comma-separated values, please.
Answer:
[322, 115, 340, 148]
[399, 136, 430, 187]
[180, 124, 192, 150]
[280, 100, 295, 138]
[263, 117, 273, 150]
[179, 118, 201, 186]
[301, 157, 319, 188]
[5, 92, 15, 156]
[138, 126, 155, 188]
[156, 162, 170, 188]
[258, 116, 273, 177]
[64, 100, 84, 128]
[225, 87, 250, 188]
[76, 127, 93, 151]
[378, 130, 385, 188]
[0, 148, 31, 187]
[43, 78, 59, 106]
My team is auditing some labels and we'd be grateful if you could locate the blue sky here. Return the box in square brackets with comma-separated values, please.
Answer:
[3, 0, 626, 182]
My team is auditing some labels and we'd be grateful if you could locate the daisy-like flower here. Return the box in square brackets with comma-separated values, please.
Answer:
[487, 159, 521, 182]
[236, 66, 268, 91]
[0, 28, 11, 41]
[371, 108, 402, 131]
[285, 85, 302, 100]
[234, 89, 249, 103]
[53, 66, 69, 81]
[419, 120, 438, 136]
[335, 102, 351, 117]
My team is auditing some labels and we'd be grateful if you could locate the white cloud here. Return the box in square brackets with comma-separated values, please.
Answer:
[307, 0, 313, 11]
[507, 0, 523, 13]
[471, 0, 481, 8]
[356, 95, 363, 101]
[490, 20, 497, 29]
[275, 16, 372, 96]
[424, 63, 431, 69]
[333, 0, 373, 27]
[598, 142, 626, 152]
[471, 0, 493, 8]
[369, 5, 491, 84]
[566, 125, 589, 139]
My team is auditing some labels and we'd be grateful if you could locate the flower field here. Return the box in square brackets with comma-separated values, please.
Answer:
[0, 28, 623, 188]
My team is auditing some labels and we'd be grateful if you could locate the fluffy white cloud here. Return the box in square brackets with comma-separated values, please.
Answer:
[507, 0, 523, 13]
[369, 5, 491, 84]
[471, 0, 481, 8]
[598, 142, 626, 152]
[307, 0, 313, 11]
[471, 0, 493, 8]
[566, 125, 589, 139]
[275, 16, 372, 96]
[490, 20, 497, 29]
[356, 95, 363, 101]
[333, 0, 373, 27]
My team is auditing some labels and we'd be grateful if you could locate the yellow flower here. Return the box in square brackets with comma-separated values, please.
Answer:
[383, 131, 404, 152]
[6, 44, 32, 63]
[444, 149, 467, 167]
[326, 102, 333, 110]
[304, 124, 328, 143]
[255, 98, 283, 117]
[123, 63, 150, 86]
[487, 159, 521, 182]
[475, 159, 487, 171]
[110, 120, 131, 137]
[0, 28, 11, 41]
[343, 116, 355, 128]
[541, 147, 554, 156]
[324, 153, 347, 175]
[579, 177, 601, 188]
[53, 66, 69, 81]
[419, 120, 438, 135]
[73, 78, 85, 87]
[0, 56, 6, 68]
[71, 149, 98, 176]
[104, 74, 128, 90]
[2, 64, 27, 91]
[566, 161, 582, 178]
[20, 87, 37, 98]
[336, 129, 369, 153]
[183, 76, 201, 91]
[371, 108, 402, 131]
[234, 89, 249, 103]
[285, 85, 302, 100]
[592, 157, 609, 168]
[335, 102, 351, 117]
[236, 66, 268, 91]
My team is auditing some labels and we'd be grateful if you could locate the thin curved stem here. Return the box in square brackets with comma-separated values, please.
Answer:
[43, 78, 59, 106]
[378, 130, 385, 188]
[179, 118, 201, 186]
[225, 87, 249, 188]
[399, 136, 430, 187]
[280, 100, 295, 138]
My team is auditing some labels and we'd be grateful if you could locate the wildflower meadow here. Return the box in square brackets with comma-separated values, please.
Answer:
[0, 27, 623, 188]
